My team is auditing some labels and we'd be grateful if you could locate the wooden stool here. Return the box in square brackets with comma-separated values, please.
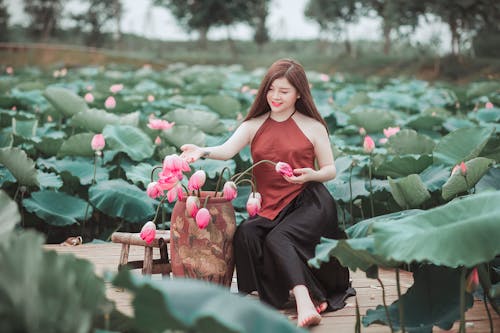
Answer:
[111, 230, 171, 276]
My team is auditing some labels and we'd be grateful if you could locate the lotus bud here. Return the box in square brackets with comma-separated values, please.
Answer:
[91, 134, 105, 151]
[363, 135, 375, 154]
[223, 181, 238, 201]
[275, 162, 294, 177]
[188, 170, 206, 191]
[195, 208, 211, 229]
[140, 221, 156, 244]
[186, 196, 200, 218]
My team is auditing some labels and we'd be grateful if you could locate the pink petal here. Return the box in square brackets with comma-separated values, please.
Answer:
[363, 136, 375, 154]
[186, 196, 200, 218]
[275, 162, 294, 177]
[91, 134, 105, 151]
[223, 181, 238, 201]
[195, 208, 210, 229]
[188, 170, 206, 191]
[246, 197, 261, 217]
[140, 221, 156, 244]
[104, 96, 116, 109]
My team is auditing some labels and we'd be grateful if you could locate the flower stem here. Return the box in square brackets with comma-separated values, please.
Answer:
[368, 155, 375, 218]
[349, 164, 353, 226]
[150, 165, 162, 182]
[396, 268, 405, 333]
[82, 153, 99, 233]
[235, 178, 255, 193]
[232, 159, 276, 184]
[459, 266, 467, 333]
[377, 277, 394, 333]
[214, 166, 231, 197]
[152, 196, 168, 224]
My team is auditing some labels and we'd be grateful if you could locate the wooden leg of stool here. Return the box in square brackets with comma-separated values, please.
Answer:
[119, 244, 130, 270]
[143, 246, 153, 275]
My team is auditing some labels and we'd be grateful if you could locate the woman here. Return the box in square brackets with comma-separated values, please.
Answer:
[181, 58, 354, 327]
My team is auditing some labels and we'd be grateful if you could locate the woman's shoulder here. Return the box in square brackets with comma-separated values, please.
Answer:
[242, 113, 268, 129]
[294, 112, 326, 132]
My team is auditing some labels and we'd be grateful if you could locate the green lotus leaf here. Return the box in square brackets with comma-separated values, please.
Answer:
[442, 118, 476, 132]
[325, 177, 370, 203]
[201, 95, 241, 118]
[367, 91, 418, 111]
[0, 147, 39, 186]
[373, 190, 500, 267]
[0, 132, 13, 148]
[471, 107, 500, 123]
[475, 167, 500, 193]
[0, 231, 109, 333]
[112, 269, 303, 333]
[88, 179, 156, 223]
[419, 88, 458, 108]
[190, 158, 236, 180]
[480, 135, 500, 163]
[348, 108, 396, 133]
[419, 164, 450, 192]
[363, 265, 474, 333]
[375, 154, 432, 178]
[388, 174, 431, 209]
[405, 114, 445, 131]
[43, 86, 88, 117]
[165, 108, 227, 134]
[58, 132, 95, 157]
[37, 156, 108, 185]
[23, 190, 91, 226]
[309, 237, 397, 279]
[385, 129, 435, 155]
[103, 125, 154, 161]
[124, 162, 156, 187]
[12, 118, 38, 138]
[433, 127, 493, 166]
[37, 170, 63, 189]
[35, 136, 64, 156]
[163, 124, 206, 148]
[466, 81, 500, 99]
[71, 109, 139, 132]
[441, 157, 495, 200]
[0, 190, 20, 236]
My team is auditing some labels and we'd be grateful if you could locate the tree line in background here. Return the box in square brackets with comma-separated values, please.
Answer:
[0, 0, 499, 57]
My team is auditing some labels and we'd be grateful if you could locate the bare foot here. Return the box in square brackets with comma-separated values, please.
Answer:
[315, 301, 328, 314]
[298, 310, 322, 328]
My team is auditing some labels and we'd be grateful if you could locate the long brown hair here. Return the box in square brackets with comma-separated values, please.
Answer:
[243, 58, 328, 130]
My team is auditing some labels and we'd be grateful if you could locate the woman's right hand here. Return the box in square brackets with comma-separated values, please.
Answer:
[180, 144, 203, 163]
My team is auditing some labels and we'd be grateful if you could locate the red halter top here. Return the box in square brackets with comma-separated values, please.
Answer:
[250, 113, 316, 220]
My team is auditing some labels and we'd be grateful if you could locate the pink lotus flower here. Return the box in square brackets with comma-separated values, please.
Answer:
[241, 85, 250, 93]
[246, 196, 261, 217]
[379, 138, 388, 144]
[91, 134, 105, 151]
[460, 162, 467, 176]
[146, 182, 163, 199]
[148, 118, 174, 130]
[195, 208, 211, 229]
[359, 127, 366, 136]
[5, 66, 13, 75]
[147, 94, 155, 102]
[275, 162, 294, 177]
[154, 136, 162, 145]
[163, 154, 191, 175]
[223, 181, 238, 201]
[363, 135, 375, 154]
[186, 196, 200, 218]
[319, 73, 330, 82]
[383, 126, 400, 138]
[140, 221, 156, 244]
[485, 102, 494, 109]
[109, 83, 124, 94]
[466, 267, 479, 293]
[47, 115, 53, 122]
[84, 93, 94, 103]
[104, 96, 116, 109]
[188, 170, 206, 191]
[166, 183, 184, 203]
[158, 173, 180, 191]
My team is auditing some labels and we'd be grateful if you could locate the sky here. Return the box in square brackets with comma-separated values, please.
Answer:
[8, 0, 450, 50]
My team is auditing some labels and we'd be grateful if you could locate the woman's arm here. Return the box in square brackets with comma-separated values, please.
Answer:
[180, 121, 252, 162]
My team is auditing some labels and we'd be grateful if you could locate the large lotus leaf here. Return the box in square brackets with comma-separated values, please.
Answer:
[346, 209, 423, 238]
[124, 162, 156, 187]
[363, 265, 474, 333]
[388, 174, 431, 209]
[37, 156, 108, 185]
[201, 95, 241, 118]
[325, 177, 370, 203]
[89, 179, 156, 223]
[441, 157, 495, 200]
[480, 135, 500, 163]
[103, 125, 154, 161]
[433, 127, 493, 166]
[385, 129, 435, 155]
[0, 190, 20, 236]
[442, 118, 476, 132]
[35, 136, 64, 156]
[12, 118, 38, 138]
[367, 91, 418, 111]
[23, 190, 91, 226]
[58, 132, 95, 157]
[349, 108, 396, 133]
[373, 190, 500, 267]
[71, 109, 139, 132]
[0, 147, 39, 186]
[37, 170, 63, 189]
[419, 88, 458, 108]
[466, 81, 500, 99]
[405, 114, 445, 131]
[165, 108, 227, 134]
[476, 167, 500, 193]
[190, 158, 236, 180]
[112, 269, 303, 333]
[0, 132, 13, 148]
[470, 107, 500, 123]
[162, 124, 206, 148]
[374, 154, 432, 178]
[309, 237, 397, 279]
[419, 164, 450, 192]
[43, 86, 88, 117]
[0, 231, 109, 333]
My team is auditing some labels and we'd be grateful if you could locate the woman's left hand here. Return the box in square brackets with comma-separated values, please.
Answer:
[284, 168, 315, 184]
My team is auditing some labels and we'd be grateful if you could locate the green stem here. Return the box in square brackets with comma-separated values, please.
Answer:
[368, 155, 375, 218]
[235, 178, 255, 193]
[150, 165, 163, 182]
[13, 184, 20, 202]
[202, 195, 211, 208]
[214, 166, 231, 197]
[396, 268, 405, 333]
[483, 287, 493, 333]
[459, 266, 467, 333]
[349, 164, 353, 225]
[232, 159, 277, 184]
[153, 196, 168, 225]
[377, 277, 394, 333]
[106, 219, 124, 241]
[82, 153, 98, 233]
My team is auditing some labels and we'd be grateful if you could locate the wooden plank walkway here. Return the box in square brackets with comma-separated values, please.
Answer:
[45, 243, 498, 332]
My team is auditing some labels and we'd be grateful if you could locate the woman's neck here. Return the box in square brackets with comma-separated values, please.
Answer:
[269, 109, 296, 122]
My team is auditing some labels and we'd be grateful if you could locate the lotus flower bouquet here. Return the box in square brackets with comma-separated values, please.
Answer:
[139, 154, 294, 243]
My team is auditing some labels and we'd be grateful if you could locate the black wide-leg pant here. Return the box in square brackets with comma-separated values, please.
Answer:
[233, 181, 355, 311]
